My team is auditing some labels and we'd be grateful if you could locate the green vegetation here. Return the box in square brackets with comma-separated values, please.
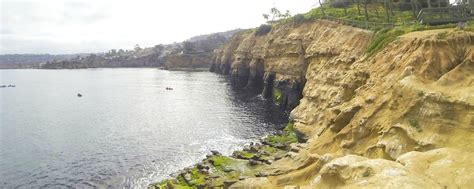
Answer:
[366, 22, 466, 57]
[466, 21, 474, 32]
[292, 14, 306, 26]
[151, 122, 301, 188]
[264, 122, 299, 146]
[151, 178, 192, 189]
[175, 176, 192, 188]
[255, 24, 272, 36]
[233, 150, 255, 159]
[294, 2, 474, 57]
[151, 168, 206, 189]
[260, 2, 473, 58]
[150, 167, 208, 189]
[189, 168, 206, 186]
[436, 31, 448, 39]
[209, 155, 235, 171]
[300, 4, 416, 25]
[262, 4, 466, 57]
[409, 118, 422, 132]
[261, 145, 278, 154]
[362, 170, 371, 177]
[273, 88, 283, 105]
[263, 7, 291, 24]
[366, 28, 405, 57]
[362, 168, 373, 177]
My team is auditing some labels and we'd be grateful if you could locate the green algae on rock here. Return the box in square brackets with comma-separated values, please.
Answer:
[149, 124, 300, 189]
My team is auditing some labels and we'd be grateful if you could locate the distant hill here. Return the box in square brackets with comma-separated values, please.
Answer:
[163, 29, 243, 70]
[187, 29, 242, 42]
[0, 54, 87, 69]
[33, 28, 243, 69]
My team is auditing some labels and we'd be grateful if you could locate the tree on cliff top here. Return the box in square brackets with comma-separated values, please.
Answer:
[263, 7, 291, 24]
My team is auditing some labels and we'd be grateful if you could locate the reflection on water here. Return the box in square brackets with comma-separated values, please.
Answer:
[0, 69, 287, 188]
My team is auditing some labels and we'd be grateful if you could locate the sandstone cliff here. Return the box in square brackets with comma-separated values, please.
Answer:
[210, 20, 474, 188]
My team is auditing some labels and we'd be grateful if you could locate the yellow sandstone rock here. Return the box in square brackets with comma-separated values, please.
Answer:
[212, 19, 473, 188]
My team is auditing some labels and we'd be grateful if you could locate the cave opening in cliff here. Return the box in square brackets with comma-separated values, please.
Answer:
[262, 72, 275, 99]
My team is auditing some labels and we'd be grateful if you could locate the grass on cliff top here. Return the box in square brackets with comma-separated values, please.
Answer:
[275, 3, 471, 57]
[303, 4, 416, 24]
[273, 3, 416, 27]
[256, 3, 471, 57]
[366, 22, 470, 57]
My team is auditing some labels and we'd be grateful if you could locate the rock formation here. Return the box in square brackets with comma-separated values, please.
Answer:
[208, 20, 474, 188]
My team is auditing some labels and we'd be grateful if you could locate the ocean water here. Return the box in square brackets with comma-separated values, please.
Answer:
[0, 68, 287, 188]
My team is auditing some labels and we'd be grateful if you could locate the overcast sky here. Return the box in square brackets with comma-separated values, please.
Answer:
[0, 0, 317, 54]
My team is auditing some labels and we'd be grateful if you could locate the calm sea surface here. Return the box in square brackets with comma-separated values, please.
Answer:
[0, 69, 287, 188]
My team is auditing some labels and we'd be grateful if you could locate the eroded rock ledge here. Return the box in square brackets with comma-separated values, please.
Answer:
[152, 20, 474, 188]
[211, 20, 372, 111]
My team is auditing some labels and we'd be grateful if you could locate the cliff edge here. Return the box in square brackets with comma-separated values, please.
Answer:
[151, 19, 473, 188]
[211, 20, 473, 188]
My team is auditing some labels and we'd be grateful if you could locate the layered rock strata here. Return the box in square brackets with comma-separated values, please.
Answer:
[209, 21, 474, 188]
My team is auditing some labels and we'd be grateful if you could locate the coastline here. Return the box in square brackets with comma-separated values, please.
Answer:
[149, 122, 300, 189]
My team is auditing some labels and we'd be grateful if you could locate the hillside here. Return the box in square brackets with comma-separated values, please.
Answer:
[163, 29, 243, 71]
[0, 29, 241, 69]
[0, 54, 84, 69]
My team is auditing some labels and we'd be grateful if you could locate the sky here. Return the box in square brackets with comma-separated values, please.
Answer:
[0, 0, 317, 54]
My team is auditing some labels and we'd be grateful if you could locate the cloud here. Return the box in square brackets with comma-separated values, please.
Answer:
[0, 34, 132, 54]
[60, 2, 109, 23]
[0, 28, 12, 35]
[0, 0, 316, 54]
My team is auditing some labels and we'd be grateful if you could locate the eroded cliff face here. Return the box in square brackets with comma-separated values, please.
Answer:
[212, 20, 372, 110]
[212, 20, 474, 188]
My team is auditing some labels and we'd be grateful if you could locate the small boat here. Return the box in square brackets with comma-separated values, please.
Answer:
[7, 85, 15, 87]
[0, 85, 6, 88]
[77, 93, 83, 97]
[165, 87, 174, 90]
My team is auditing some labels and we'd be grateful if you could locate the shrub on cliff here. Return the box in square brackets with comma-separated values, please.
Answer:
[292, 14, 306, 26]
[366, 23, 462, 57]
[255, 24, 272, 36]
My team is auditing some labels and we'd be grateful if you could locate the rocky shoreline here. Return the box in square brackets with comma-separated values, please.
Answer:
[149, 122, 302, 189]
